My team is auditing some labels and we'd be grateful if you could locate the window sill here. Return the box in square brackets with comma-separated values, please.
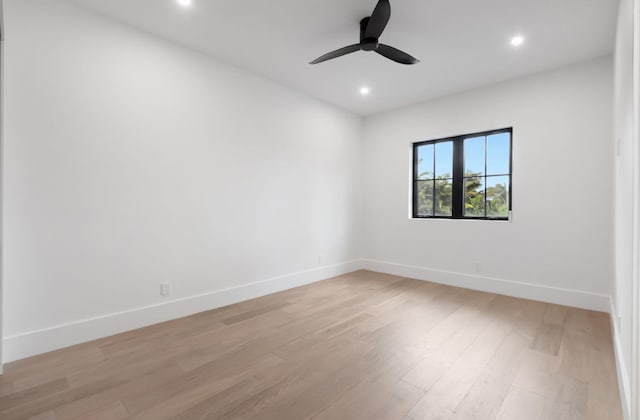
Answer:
[410, 216, 511, 222]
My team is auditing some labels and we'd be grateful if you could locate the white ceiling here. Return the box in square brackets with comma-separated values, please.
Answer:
[70, 0, 618, 116]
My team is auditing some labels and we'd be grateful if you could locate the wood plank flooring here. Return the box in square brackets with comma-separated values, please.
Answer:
[0, 270, 623, 419]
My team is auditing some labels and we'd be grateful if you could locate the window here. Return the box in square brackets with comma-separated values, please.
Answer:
[413, 128, 512, 220]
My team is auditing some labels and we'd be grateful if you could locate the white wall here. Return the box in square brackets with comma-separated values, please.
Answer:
[635, 1, 640, 418]
[613, 0, 636, 417]
[2, 0, 362, 362]
[0, 0, 5, 372]
[361, 57, 614, 310]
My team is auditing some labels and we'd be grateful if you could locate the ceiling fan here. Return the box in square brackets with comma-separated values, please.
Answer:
[310, 0, 419, 65]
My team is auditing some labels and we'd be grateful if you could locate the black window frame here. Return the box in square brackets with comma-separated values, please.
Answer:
[412, 127, 513, 221]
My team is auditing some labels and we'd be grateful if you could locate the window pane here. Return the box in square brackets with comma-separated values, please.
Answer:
[486, 176, 510, 218]
[487, 133, 510, 175]
[416, 144, 434, 180]
[464, 177, 485, 217]
[416, 180, 434, 216]
[435, 141, 453, 178]
[464, 136, 485, 177]
[435, 178, 453, 216]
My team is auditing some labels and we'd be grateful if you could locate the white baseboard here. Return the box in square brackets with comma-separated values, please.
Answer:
[3, 260, 363, 363]
[3, 259, 614, 365]
[610, 298, 632, 420]
[361, 259, 610, 312]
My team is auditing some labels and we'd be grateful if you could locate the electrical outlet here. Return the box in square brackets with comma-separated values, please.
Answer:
[160, 282, 171, 296]
[318, 255, 323, 265]
[475, 263, 483, 273]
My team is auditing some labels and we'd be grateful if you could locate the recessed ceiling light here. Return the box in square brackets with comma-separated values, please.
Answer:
[360, 87, 370, 96]
[510, 36, 525, 47]
[176, 0, 192, 7]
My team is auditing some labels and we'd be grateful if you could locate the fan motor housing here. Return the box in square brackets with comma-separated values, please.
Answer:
[361, 39, 379, 51]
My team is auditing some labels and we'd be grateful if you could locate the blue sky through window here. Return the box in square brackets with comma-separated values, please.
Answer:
[465, 133, 510, 177]
[487, 133, 510, 175]
[417, 144, 433, 179]
[435, 142, 453, 178]
[417, 132, 510, 180]
[465, 136, 484, 175]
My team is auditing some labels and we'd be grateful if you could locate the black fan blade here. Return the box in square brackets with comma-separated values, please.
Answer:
[365, 0, 391, 39]
[376, 44, 419, 65]
[310, 44, 361, 64]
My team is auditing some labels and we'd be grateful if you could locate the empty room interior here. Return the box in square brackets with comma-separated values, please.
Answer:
[0, 0, 639, 419]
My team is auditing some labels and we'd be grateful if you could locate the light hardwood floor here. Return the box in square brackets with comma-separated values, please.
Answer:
[0, 270, 623, 419]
